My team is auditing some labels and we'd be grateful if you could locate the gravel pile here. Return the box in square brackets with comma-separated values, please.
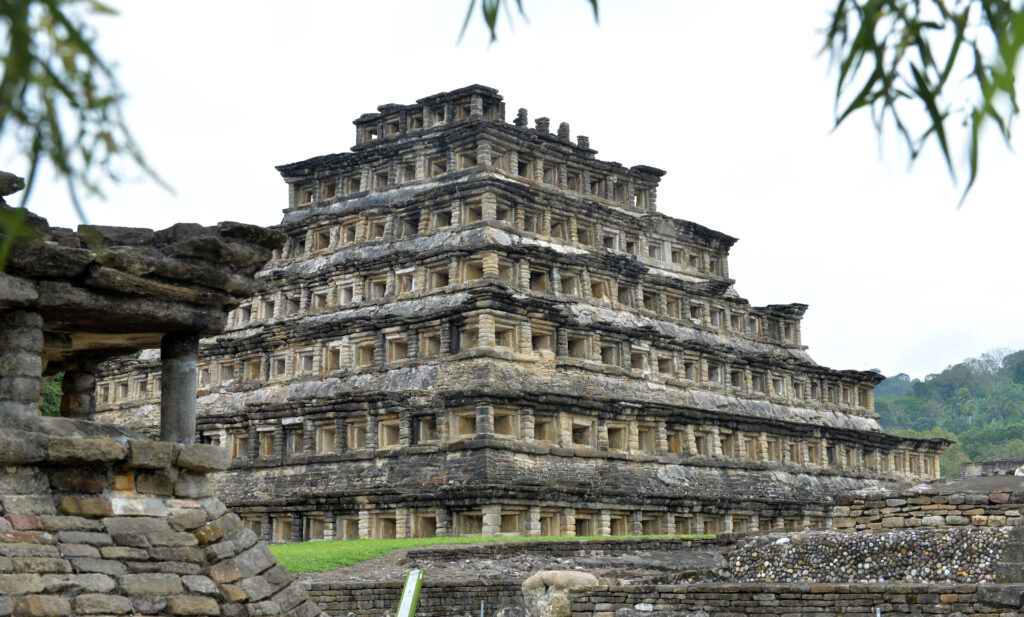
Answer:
[727, 527, 1008, 583]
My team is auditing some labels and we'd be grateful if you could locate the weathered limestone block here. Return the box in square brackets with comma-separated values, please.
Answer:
[47, 436, 126, 464]
[522, 570, 600, 617]
[12, 594, 70, 617]
[127, 440, 177, 469]
[120, 572, 185, 595]
[58, 496, 112, 518]
[176, 444, 231, 473]
[0, 430, 48, 465]
[74, 593, 132, 614]
[166, 594, 221, 616]
[174, 471, 213, 498]
[38, 572, 115, 594]
[0, 273, 38, 309]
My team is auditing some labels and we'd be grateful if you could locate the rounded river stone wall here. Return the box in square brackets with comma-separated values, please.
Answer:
[727, 527, 1010, 583]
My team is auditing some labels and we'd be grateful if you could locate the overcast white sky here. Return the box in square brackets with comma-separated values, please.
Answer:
[13, 1, 1024, 380]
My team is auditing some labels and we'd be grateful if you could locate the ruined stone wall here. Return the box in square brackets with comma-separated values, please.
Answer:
[307, 580, 524, 617]
[568, 582, 1024, 617]
[832, 482, 1024, 531]
[963, 459, 1024, 477]
[0, 429, 323, 617]
[398, 537, 727, 562]
[304, 528, 1024, 617]
[307, 580, 1024, 617]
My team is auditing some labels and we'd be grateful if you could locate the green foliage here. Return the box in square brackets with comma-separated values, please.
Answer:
[269, 534, 712, 573]
[876, 349, 1024, 473]
[874, 372, 915, 398]
[823, 1, 1024, 202]
[40, 372, 63, 416]
[0, 0, 167, 267]
[460, 0, 598, 43]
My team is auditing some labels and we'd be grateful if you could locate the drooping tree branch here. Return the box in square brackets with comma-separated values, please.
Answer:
[824, 0, 1024, 203]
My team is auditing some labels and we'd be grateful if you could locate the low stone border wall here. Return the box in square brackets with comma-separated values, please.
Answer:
[963, 459, 1024, 477]
[832, 487, 1023, 531]
[308, 580, 524, 617]
[401, 536, 729, 562]
[570, 582, 1024, 617]
[307, 579, 1024, 617]
[0, 429, 323, 617]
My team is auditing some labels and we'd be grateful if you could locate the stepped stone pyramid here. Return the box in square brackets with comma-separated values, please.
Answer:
[95, 85, 947, 542]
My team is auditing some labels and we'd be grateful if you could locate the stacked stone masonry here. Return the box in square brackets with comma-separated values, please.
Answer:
[307, 580, 524, 617]
[833, 485, 1024, 531]
[0, 430, 324, 617]
[93, 85, 948, 542]
[307, 581, 1024, 617]
[569, 582, 1024, 617]
[400, 536, 725, 562]
[303, 529, 1024, 617]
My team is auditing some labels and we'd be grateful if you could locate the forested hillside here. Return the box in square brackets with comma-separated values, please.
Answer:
[875, 349, 1024, 477]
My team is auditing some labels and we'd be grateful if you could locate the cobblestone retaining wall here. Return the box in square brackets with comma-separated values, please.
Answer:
[569, 582, 1024, 617]
[726, 528, 1012, 583]
[308, 580, 524, 617]
[0, 428, 324, 617]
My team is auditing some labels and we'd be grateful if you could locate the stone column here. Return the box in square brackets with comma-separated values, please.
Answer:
[663, 514, 676, 535]
[628, 511, 643, 535]
[481, 505, 502, 536]
[399, 412, 412, 446]
[692, 514, 704, 535]
[477, 313, 496, 347]
[60, 360, 98, 418]
[526, 507, 541, 536]
[476, 403, 494, 436]
[396, 508, 410, 538]
[323, 513, 336, 541]
[435, 506, 451, 537]
[260, 515, 271, 543]
[0, 310, 43, 417]
[160, 333, 199, 444]
[436, 408, 449, 442]
[685, 425, 698, 456]
[358, 509, 370, 539]
[596, 421, 609, 450]
[561, 508, 576, 537]
[557, 413, 572, 448]
[521, 408, 535, 440]
[476, 141, 493, 167]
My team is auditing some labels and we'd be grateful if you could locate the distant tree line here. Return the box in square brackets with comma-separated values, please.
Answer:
[876, 349, 1024, 476]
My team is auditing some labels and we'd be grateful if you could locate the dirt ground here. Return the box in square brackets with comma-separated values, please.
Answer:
[300, 544, 727, 585]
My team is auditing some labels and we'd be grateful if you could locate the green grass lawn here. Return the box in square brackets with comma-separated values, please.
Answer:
[269, 534, 714, 573]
